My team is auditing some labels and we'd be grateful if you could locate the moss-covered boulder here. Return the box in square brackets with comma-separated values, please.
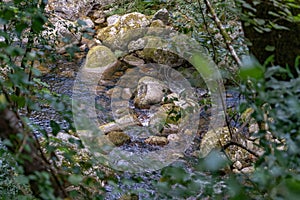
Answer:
[84, 45, 120, 78]
[135, 36, 184, 67]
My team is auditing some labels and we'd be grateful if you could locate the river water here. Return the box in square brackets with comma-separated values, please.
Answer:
[28, 58, 242, 199]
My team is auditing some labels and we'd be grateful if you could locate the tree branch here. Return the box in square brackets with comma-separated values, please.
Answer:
[222, 140, 260, 158]
[203, 0, 242, 69]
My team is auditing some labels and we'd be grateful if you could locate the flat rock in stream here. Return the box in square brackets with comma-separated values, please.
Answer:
[99, 114, 141, 134]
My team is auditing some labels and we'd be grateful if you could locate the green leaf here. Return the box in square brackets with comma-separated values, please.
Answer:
[0, 94, 8, 110]
[16, 22, 28, 36]
[265, 45, 275, 52]
[203, 150, 228, 171]
[15, 175, 30, 185]
[239, 56, 265, 80]
[2, 8, 15, 21]
[50, 120, 60, 135]
[68, 174, 83, 186]
[5, 46, 25, 56]
[254, 18, 265, 25]
[32, 14, 47, 33]
[269, 22, 290, 30]
[11, 95, 26, 108]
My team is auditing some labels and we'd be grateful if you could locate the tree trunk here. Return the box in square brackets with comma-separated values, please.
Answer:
[0, 108, 67, 198]
[240, 0, 300, 77]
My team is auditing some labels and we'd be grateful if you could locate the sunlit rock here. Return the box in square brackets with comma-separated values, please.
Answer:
[96, 12, 150, 50]
[121, 12, 150, 29]
[107, 14, 121, 26]
[145, 136, 168, 146]
[84, 45, 120, 78]
[99, 114, 141, 134]
[134, 76, 169, 109]
[128, 38, 147, 52]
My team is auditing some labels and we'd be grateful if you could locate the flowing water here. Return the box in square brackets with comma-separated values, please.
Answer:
[28, 59, 242, 199]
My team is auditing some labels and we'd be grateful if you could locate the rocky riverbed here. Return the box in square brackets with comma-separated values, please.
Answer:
[26, 1, 259, 198]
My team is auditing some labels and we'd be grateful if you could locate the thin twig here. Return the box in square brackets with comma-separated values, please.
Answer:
[197, 0, 218, 62]
[203, 0, 242, 69]
[222, 140, 260, 158]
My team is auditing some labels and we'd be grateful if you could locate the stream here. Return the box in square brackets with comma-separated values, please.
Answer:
[29, 58, 242, 199]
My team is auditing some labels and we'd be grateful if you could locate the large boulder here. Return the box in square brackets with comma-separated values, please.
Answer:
[133, 76, 169, 109]
[96, 12, 150, 50]
[135, 36, 185, 67]
[84, 45, 120, 78]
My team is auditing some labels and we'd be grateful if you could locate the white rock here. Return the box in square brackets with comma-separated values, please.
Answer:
[233, 161, 243, 170]
[107, 14, 121, 26]
[167, 134, 180, 141]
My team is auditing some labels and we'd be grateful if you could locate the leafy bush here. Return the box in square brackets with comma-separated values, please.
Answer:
[0, 0, 105, 199]
[238, 57, 300, 199]
[0, 141, 34, 199]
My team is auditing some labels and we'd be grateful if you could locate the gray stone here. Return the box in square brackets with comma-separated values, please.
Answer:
[134, 76, 169, 109]
[46, 0, 118, 21]
[79, 17, 95, 31]
[153, 8, 169, 24]
[167, 133, 180, 142]
[128, 38, 147, 52]
[123, 55, 145, 66]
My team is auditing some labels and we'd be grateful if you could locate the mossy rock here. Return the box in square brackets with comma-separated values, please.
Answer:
[96, 12, 150, 50]
[199, 127, 231, 158]
[107, 131, 131, 146]
[119, 193, 139, 200]
[136, 36, 184, 67]
[84, 45, 121, 78]
[145, 136, 168, 146]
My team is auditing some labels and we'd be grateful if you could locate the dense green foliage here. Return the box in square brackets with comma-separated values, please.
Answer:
[238, 57, 300, 199]
[0, 0, 300, 199]
[0, 0, 104, 199]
